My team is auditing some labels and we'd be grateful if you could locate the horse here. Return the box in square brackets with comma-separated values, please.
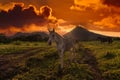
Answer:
[47, 28, 76, 69]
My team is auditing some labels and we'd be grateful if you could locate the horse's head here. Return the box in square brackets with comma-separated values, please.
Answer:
[48, 28, 56, 45]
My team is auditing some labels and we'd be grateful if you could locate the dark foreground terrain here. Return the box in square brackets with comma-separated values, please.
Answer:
[0, 41, 120, 80]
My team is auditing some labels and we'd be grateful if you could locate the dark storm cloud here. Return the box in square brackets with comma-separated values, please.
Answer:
[41, 6, 52, 18]
[103, 0, 120, 7]
[0, 4, 51, 28]
[0, 0, 47, 8]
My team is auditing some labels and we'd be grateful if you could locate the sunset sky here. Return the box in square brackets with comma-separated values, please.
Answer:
[0, 0, 120, 36]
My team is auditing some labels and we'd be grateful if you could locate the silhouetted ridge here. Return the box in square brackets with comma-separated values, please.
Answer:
[11, 32, 48, 41]
[64, 25, 107, 41]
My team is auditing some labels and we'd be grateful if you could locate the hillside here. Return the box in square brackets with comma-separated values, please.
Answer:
[0, 32, 48, 43]
[64, 25, 108, 41]
[12, 32, 48, 40]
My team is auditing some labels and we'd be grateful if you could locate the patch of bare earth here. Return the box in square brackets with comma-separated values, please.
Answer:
[81, 48, 103, 80]
[0, 47, 47, 79]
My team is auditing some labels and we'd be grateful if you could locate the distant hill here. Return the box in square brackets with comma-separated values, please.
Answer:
[11, 32, 48, 41]
[64, 25, 108, 41]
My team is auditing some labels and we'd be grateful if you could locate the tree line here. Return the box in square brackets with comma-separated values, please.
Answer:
[0, 32, 48, 43]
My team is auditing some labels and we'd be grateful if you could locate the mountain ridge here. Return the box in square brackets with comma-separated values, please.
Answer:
[64, 25, 109, 41]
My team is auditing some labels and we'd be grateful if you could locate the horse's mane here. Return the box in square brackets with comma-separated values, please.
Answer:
[55, 32, 64, 39]
[55, 32, 75, 43]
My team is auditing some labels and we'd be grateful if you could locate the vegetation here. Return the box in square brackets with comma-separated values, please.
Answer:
[0, 32, 48, 44]
[0, 41, 46, 55]
[81, 41, 120, 80]
[0, 40, 120, 80]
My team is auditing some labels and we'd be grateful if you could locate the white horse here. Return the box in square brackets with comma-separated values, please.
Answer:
[47, 28, 76, 68]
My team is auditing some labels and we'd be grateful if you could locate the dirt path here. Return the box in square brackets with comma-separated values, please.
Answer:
[81, 48, 103, 80]
[0, 47, 49, 79]
[0, 45, 103, 80]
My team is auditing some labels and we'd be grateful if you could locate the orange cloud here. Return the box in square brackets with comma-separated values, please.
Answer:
[0, 24, 47, 36]
[0, 2, 75, 35]
[0, 0, 120, 35]
[70, 0, 120, 33]
[55, 19, 75, 35]
[0, 2, 24, 11]
[0, 20, 75, 36]
[0, 3, 58, 35]
[103, 0, 120, 7]
[0, 3, 54, 28]
[93, 14, 120, 31]
[70, 0, 108, 11]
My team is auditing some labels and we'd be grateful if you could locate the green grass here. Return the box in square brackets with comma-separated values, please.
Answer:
[12, 46, 94, 80]
[0, 41, 120, 80]
[0, 41, 47, 55]
[81, 41, 120, 80]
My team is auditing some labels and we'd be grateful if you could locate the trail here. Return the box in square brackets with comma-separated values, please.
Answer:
[0, 47, 49, 79]
[81, 48, 103, 80]
[0, 45, 104, 80]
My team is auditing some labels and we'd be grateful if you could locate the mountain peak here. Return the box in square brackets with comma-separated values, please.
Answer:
[72, 25, 88, 33]
[64, 25, 105, 41]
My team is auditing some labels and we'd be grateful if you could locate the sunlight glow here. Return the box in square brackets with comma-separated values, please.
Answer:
[90, 30, 120, 37]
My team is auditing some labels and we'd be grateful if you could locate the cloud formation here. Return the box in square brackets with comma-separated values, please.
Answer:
[93, 14, 120, 31]
[0, 0, 120, 35]
[70, 0, 108, 11]
[103, 0, 120, 7]
[0, 4, 52, 29]
[70, 0, 120, 32]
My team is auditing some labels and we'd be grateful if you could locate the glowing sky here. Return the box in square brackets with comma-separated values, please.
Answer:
[0, 0, 120, 36]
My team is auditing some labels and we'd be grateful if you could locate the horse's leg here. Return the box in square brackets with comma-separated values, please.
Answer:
[73, 47, 77, 62]
[70, 47, 77, 63]
[57, 49, 61, 57]
[69, 48, 74, 62]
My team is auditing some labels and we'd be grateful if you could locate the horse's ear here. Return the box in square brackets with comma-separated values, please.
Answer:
[53, 28, 55, 32]
[48, 28, 51, 32]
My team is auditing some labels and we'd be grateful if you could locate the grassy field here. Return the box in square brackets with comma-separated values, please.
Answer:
[0, 41, 46, 55]
[81, 41, 120, 80]
[0, 41, 120, 80]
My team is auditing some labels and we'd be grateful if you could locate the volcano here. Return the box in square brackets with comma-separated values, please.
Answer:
[64, 25, 107, 41]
